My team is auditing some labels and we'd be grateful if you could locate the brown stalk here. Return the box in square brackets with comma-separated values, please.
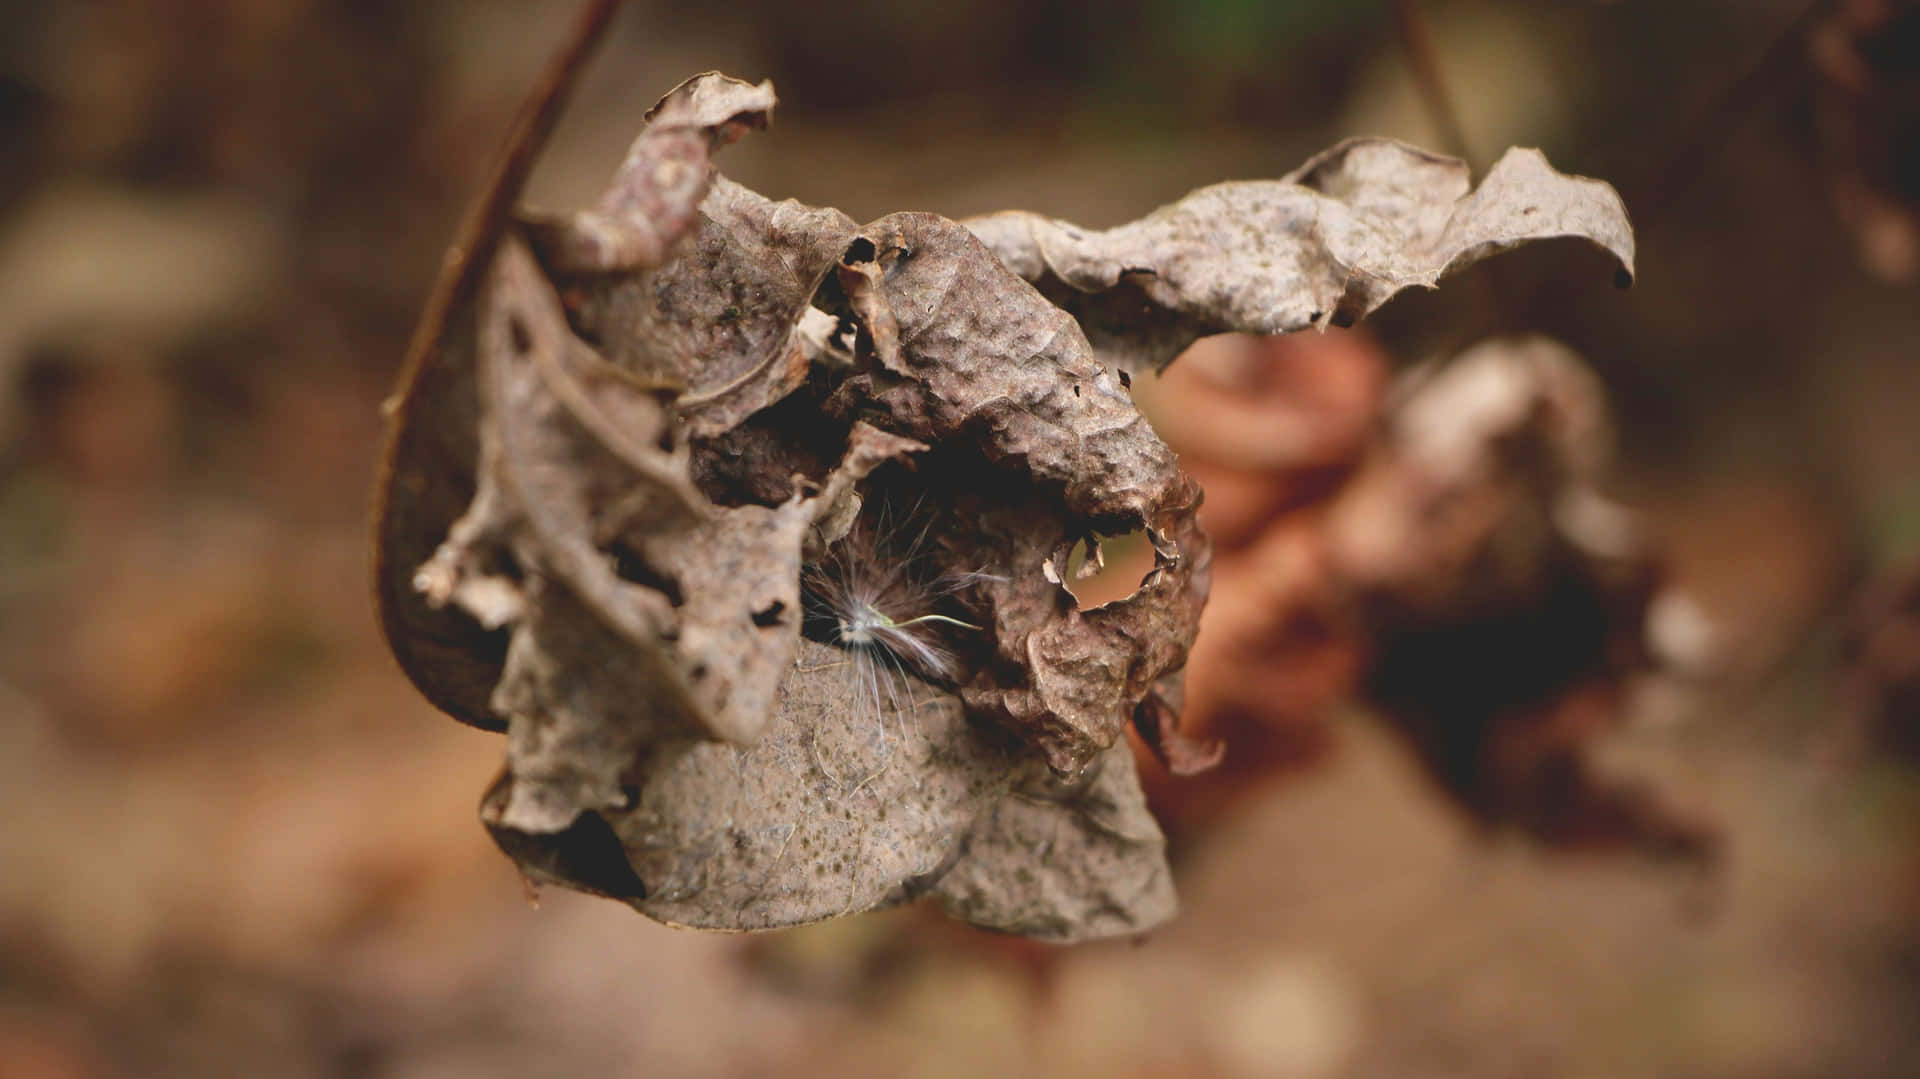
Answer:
[369, 0, 622, 652]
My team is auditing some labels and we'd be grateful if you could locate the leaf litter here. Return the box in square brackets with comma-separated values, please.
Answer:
[373, 69, 1636, 941]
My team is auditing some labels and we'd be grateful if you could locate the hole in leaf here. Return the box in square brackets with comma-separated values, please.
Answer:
[1056, 524, 1157, 611]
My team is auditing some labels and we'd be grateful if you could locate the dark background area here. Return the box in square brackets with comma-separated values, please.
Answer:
[2, 1, 1918, 1076]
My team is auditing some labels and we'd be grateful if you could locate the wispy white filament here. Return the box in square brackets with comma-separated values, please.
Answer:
[800, 498, 987, 773]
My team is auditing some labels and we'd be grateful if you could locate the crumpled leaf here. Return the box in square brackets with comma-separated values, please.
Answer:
[420, 233, 918, 825]
[966, 138, 1635, 373]
[555, 176, 860, 437]
[375, 71, 786, 732]
[375, 61, 1642, 941]
[522, 75, 860, 435]
[519, 74, 778, 276]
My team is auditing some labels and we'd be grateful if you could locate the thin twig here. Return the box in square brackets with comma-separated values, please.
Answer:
[1629, 0, 1832, 227]
[370, 0, 621, 676]
[1391, 0, 1474, 167]
[1389, 0, 1508, 340]
[384, 0, 621, 418]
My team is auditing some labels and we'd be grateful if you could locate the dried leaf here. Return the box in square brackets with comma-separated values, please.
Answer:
[552, 176, 859, 437]
[519, 73, 778, 275]
[374, 71, 774, 732]
[966, 138, 1635, 373]
[376, 63, 1643, 940]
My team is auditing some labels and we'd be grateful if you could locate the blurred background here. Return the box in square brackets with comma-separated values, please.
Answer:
[2, 0, 1919, 1076]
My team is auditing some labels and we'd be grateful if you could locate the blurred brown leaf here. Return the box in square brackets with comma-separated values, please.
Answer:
[1155, 335, 1717, 865]
[1332, 337, 1717, 862]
